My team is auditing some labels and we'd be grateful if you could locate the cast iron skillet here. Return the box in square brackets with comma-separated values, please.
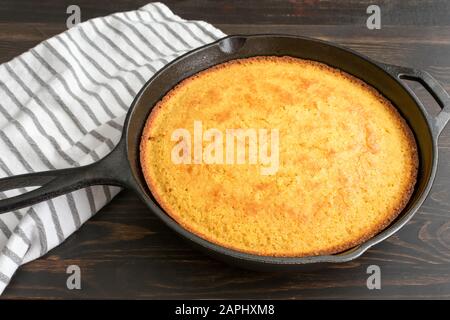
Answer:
[0, 34, 449, 270]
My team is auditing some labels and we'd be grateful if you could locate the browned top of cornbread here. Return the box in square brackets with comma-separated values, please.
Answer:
[140, 56, 418, 257]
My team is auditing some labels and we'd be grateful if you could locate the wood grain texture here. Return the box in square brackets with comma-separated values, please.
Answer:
[1, 0, 450, 299]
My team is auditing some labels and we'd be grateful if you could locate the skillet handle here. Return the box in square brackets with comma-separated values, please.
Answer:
[0, 141, 130, 214]
[382, 63, 450, 137]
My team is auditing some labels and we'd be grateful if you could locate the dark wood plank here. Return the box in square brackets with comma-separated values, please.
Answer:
[0, 0, 450, 299]
[0, 0, 449, 26]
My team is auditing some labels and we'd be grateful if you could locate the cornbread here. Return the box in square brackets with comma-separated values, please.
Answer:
[140, 56, 418, 257]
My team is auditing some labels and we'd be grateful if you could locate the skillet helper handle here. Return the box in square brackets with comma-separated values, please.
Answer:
[382, 63, 450, 136]
[0, 142, 129, 214]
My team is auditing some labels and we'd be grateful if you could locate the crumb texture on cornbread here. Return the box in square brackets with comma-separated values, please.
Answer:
[140, 56, 418, 257]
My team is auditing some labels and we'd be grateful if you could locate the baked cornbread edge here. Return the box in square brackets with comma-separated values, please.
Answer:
[139, 56, 419, 257]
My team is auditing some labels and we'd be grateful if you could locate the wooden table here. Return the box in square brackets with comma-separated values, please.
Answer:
[1, 0, 450, 299]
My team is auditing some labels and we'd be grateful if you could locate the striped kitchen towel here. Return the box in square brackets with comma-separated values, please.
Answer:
[0, 2, 225, 294]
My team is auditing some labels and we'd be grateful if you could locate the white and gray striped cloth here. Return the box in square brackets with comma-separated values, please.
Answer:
[0, 2, 225, 294]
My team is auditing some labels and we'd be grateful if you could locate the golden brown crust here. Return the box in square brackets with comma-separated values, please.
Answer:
[140, 56, 418, 257]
